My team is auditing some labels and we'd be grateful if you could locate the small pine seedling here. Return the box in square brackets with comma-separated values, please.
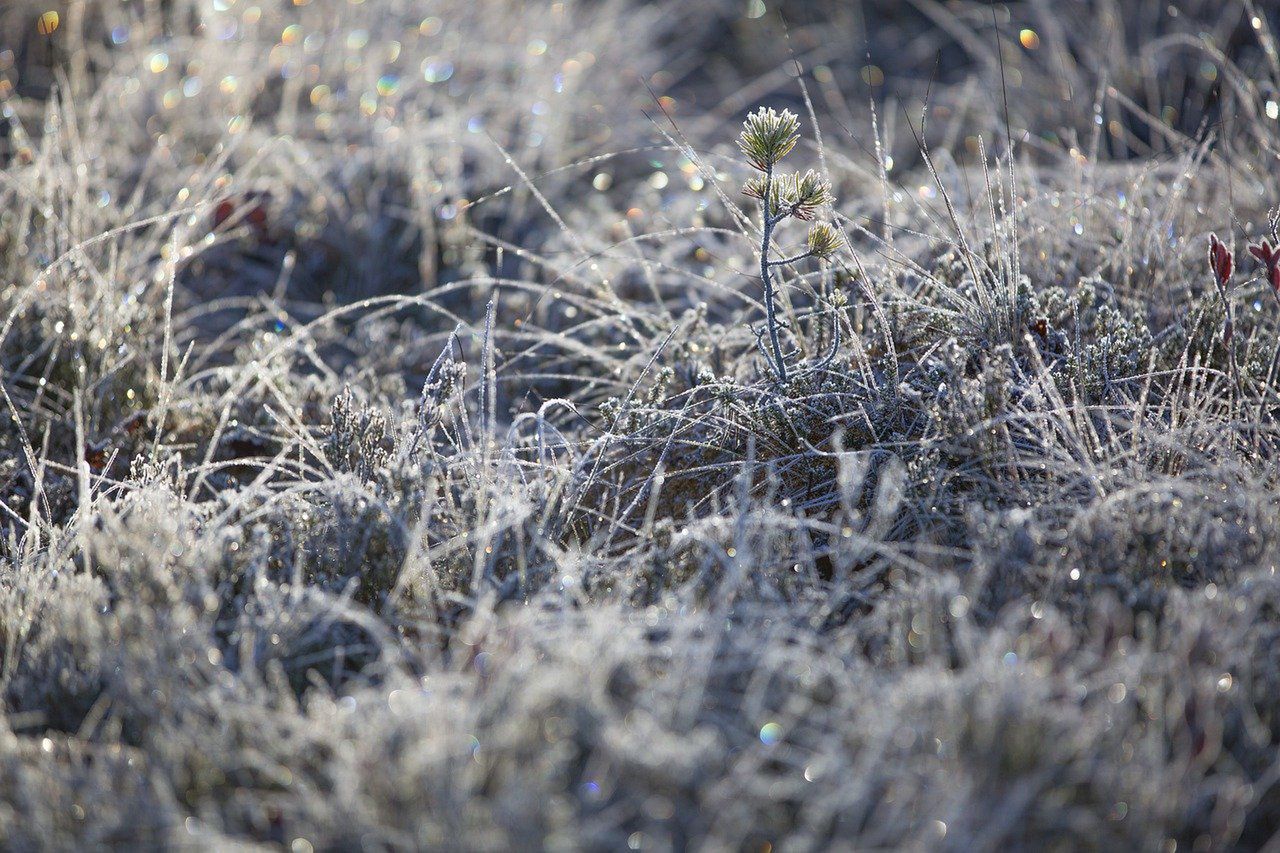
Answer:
[738, 107, 839, 384]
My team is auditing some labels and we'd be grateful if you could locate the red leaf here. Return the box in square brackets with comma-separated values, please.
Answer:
[1209, 234, 1233, 285]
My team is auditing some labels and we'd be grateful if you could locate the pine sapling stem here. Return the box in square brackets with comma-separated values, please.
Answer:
[759, 163, 789, 385]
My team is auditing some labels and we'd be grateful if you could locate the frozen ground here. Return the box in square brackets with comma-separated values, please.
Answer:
[3, 0, 1280, 849]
